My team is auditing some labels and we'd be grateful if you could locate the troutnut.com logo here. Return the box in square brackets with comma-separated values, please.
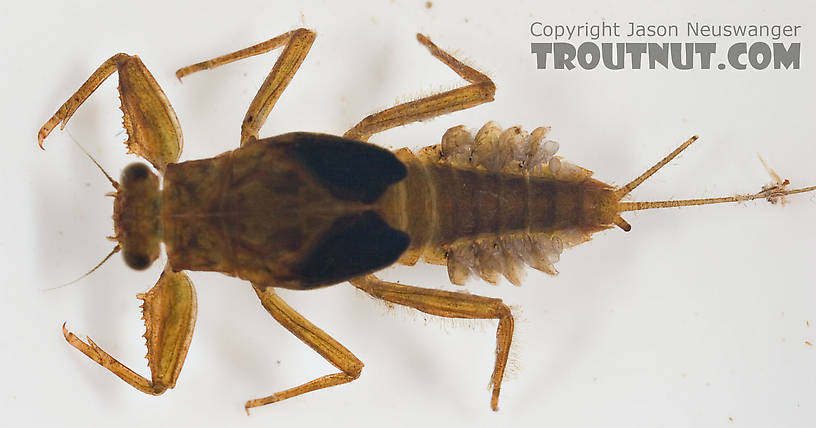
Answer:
[530, 21, 801, 70]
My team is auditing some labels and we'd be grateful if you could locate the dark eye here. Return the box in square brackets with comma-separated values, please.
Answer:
[123, 250, 151, 270]
[122, 163, 151, 183]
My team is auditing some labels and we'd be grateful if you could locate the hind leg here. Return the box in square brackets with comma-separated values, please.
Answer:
[350, 274, 514, 411]
[344, 34, 495, 142]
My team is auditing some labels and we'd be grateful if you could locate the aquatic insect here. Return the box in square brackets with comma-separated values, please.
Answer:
[38, 28, 815, 412]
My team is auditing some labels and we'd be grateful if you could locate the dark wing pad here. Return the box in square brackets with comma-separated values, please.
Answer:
[295, 211, 409, 288]
[287, 132, 407, 204]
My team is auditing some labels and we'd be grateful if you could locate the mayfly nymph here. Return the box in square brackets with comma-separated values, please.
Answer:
[38, 28, 815, 412]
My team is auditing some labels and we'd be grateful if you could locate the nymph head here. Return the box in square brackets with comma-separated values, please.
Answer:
[113, 162, 163, 270]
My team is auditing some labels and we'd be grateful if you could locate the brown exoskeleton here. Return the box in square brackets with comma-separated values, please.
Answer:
[38, 28, 816, 412]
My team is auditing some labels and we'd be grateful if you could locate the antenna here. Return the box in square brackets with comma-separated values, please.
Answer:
[41, 244, 121, 291]
[41, 132, 123, 291]
[67, 130, 119, 190]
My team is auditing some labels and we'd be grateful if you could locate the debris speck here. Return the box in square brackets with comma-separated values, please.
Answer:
[805, 341, 813, 346]
[425, 1, 433, 8]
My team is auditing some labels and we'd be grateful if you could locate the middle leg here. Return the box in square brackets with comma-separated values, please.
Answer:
[176, 28, 316, 146]
[247, 284, 364, 413]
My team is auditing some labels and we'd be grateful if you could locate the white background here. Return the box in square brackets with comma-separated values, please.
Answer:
[3, 1, 815, 427]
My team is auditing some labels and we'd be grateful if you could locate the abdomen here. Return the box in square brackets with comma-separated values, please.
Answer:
[377, 123, 618, 285]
